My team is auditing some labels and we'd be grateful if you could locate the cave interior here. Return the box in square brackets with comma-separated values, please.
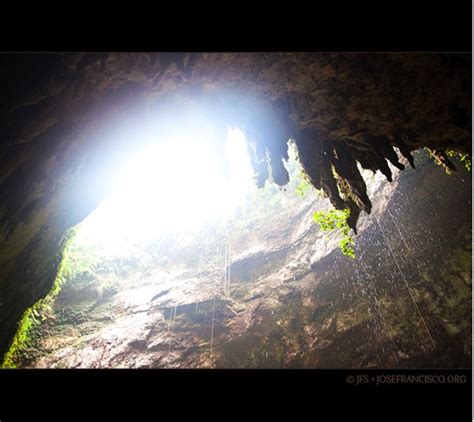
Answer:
[0, 52, 471, 368]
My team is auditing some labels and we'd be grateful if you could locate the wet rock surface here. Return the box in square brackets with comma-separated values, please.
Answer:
[16, 152, 471, 368]
[0, 53, 470, 361]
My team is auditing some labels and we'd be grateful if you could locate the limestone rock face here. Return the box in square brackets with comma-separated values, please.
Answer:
[14, 152, 472, 368]
[0, 53, 470, 360]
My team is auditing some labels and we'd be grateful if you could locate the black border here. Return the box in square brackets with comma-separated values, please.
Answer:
[0, 1, 471, 421]
[0, 368, 471, 420]
[0, 0, 471, 52]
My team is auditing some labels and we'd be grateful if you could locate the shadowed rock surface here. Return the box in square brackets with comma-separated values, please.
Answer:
[0, 53, 470, 362]
[13, 151, 471, 368]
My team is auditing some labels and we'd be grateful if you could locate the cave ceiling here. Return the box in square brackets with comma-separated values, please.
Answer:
[0, 52, 470, 359]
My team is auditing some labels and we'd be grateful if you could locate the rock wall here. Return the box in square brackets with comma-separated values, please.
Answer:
[0, 53, 471, 360]
[10, 151, 472, 368]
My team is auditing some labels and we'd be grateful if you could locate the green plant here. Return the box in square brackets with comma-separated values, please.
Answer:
[425, 148, 471, 174]
[0, 230, 77, 368]
[447, 150, 471, 172]
[1, 308, 36, 368]
[313, 208, 356, 259]
[295, 179, 311, 197]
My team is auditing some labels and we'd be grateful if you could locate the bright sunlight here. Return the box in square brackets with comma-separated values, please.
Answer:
[78, 125, 257, 244]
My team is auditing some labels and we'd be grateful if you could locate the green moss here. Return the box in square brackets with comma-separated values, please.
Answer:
[1, 228, 76, 368]
[1, 308, 35, 368]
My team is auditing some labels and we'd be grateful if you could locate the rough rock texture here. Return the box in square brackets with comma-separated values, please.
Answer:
[0, 53, 471, 361]
[15, 152, 471, 368]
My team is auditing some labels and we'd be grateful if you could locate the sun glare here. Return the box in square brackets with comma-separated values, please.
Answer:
[77, 125, 256, 244]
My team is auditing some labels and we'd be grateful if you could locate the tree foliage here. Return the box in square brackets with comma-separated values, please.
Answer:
[312, 208, 356, 259]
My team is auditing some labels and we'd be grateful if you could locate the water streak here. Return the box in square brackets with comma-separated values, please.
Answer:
[374, 217, 436, 349]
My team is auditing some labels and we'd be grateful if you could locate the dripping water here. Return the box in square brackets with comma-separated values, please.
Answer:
[224, 235, 232, 297]
[210, 296, 216, 358]
[386, 209, 411, 251]
[167, 266, 183, 356]
[374, 217, 436, 349]
[168, 304, 178, 355]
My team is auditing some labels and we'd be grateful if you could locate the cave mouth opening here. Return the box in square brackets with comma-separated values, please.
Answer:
[53, 121, 313, 306]
[5, 124, 324, 368]
[81, 125, 257, 245]
[4, 112, 325, 368]
[6, 144, 472, 369]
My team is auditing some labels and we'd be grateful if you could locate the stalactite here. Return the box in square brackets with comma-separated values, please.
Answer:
[353, 150, 393, 182]
[283, 127, 424, 232]
[364, 134, 405, 170]
[0, 52, 470, 364]
[319, 142, 346, 211]
[245, 101, 291, 187]
[394, 137, 416, 169]
[248, 140, 269, 188]
[267, 133, 290, 186]
[331, 142, 372, 214]
[345, 198, 361, 234]
[293, 129, 322, 190]
[268, 150, 290, 186]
